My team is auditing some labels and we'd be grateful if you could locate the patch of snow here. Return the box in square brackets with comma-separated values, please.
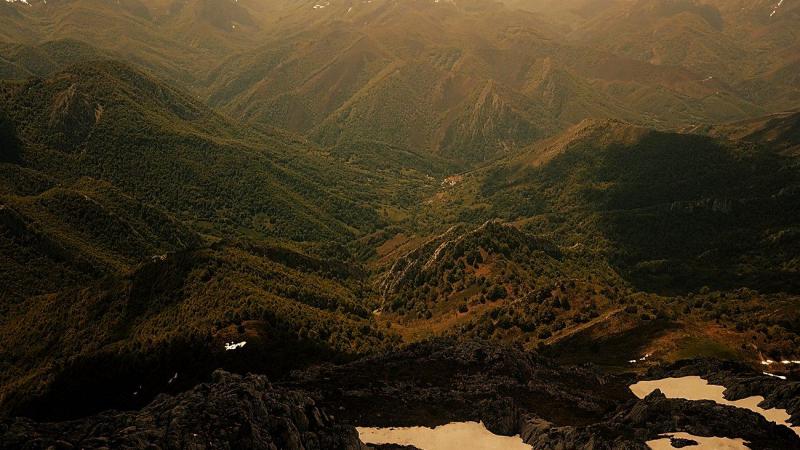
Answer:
[761, 359, 800, 365]
[631, 376, 799, 436]
[770, 0, 786, 17]
[358, 422, 531, 450]
[763, 372, 787, 380]
[225, 341, 247, 351]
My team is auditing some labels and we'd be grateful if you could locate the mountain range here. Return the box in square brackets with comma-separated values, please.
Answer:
[1, 0, 800, 448]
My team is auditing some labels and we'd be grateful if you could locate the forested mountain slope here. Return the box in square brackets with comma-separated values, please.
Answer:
[420, 119, 800, 294]
[0, 61, 386, 242]
[0, 1, 799, 447]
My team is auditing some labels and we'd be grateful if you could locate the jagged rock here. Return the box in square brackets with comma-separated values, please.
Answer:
[0, 370, 367, 450]
[648, 359, 800, 425]
[3, 342, 800, 450]
[289, 338, 629, 436]
[292, 341, 800, 449]
[518, 389, 800, 450]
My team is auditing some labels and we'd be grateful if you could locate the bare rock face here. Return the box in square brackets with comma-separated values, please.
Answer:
[518, 389, 800, 450]
[290, 338, 631, 435]
[293, 340, 800, 450]
[0, 370, 367, 450]
[647, 358, 800, 425]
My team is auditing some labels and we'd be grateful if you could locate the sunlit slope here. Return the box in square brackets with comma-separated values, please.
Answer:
[0, 60, 382, 242]
[205, 0, 762, 162]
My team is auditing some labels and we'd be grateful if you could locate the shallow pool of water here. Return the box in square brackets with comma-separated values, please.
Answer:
[357, 421, 532, 450]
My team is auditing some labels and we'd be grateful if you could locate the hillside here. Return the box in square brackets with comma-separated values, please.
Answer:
[370, 221, 629, 346]
[204, 0, 765, 162]
[0, 239, 395, 420]
[0, 1, 799, 447]
[0, 60, 390, 242]
[2, 0, 792, 165]
[0, 0, 272, 85]
[418, 119, 800, 294]
[700, 110, 800, 155]
[551, 0, 800, 111]
[0, 176, 200, 301]
[0, 59, 414, 419]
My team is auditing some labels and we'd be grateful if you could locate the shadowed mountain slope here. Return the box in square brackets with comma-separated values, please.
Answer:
[420, 118, 800, 294]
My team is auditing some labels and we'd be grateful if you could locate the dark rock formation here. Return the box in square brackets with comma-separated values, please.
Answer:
[3, 342, 800, 450]
[669, 437, 699, 448]
[290, 340, 800, 449]
[518, 388, 800, 449]
[648, 358, 800, 426]
[287, 338, 633, 435]
[0, 370, 367, 450]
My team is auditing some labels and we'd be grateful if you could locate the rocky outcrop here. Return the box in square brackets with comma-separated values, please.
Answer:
[4, 343, 800, 450]
[291, 341, 800, 449]
[0, 370, 367, 450]
[648, 358, 800, 425]
[288, 338, 630, 436]
[519, 389, 800, 450]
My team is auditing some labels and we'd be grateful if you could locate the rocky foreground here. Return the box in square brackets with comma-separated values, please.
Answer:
[0, 370, 366, 450]
[2, 340, 799, 449]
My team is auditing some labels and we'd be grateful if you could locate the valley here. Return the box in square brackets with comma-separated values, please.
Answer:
[0, 0, 799, 448]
